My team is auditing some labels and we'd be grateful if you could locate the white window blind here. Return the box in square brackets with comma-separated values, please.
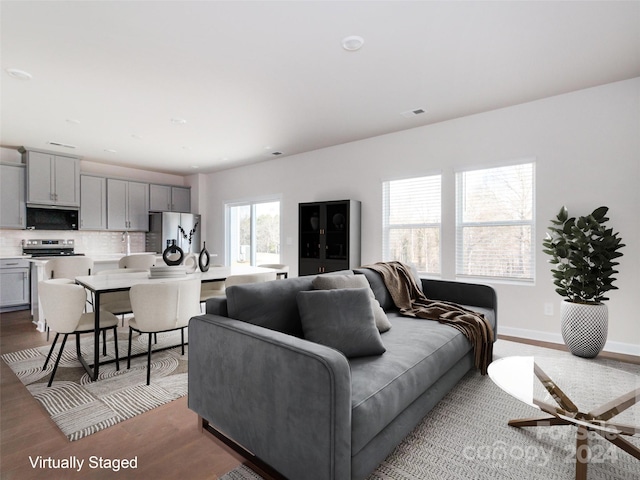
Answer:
[455, 162, 535, 281]
[383, 175, 441, 274]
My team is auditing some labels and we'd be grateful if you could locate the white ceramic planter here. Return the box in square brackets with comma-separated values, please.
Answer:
[560, 300, 608, 358]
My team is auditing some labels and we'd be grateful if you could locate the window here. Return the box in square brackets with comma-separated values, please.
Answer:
[383, 175, 441, 274]
[456, 162, 535, 281]
[226, 199, 280, 266]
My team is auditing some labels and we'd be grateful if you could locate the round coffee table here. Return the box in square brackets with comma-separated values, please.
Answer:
[488, 355, 639, 479]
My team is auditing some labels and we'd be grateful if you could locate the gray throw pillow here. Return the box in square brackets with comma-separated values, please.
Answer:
[296, 288, 386, 358]
[312, 274, 392, 332]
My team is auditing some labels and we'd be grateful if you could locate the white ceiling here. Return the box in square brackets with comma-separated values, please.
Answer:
[2, 1, 639, 176]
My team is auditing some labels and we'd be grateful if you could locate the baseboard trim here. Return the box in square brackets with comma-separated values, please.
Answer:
[498, 326, 639, 356]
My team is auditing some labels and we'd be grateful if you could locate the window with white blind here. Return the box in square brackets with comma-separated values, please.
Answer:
[226, 199, 281, 267]
[382, 175, 441, 274]
[455, 162, 535, 281]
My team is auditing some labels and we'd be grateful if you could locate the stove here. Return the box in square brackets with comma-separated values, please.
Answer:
[22, 239, 83, 257]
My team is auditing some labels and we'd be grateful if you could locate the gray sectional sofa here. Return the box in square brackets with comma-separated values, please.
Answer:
[188, 268, 497, 480]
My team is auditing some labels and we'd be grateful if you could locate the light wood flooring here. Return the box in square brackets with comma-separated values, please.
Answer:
[2, 309, 638, 480]
[0, 309, 242, 480]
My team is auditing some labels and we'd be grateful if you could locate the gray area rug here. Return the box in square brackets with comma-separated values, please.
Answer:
[1, 327, 187, 441]
[221, 340, 640, 480]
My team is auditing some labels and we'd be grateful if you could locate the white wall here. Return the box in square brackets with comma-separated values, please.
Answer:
[204, 78, 640, 354]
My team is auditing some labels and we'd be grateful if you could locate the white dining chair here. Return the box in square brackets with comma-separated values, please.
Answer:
[39, 279, 120, 387]
[258, 263, 289, 279]
[118, 254, 157, 270]
[42, 256, 95, 339]
[96, 268, 148, 326]
[127, 278, 201, 385]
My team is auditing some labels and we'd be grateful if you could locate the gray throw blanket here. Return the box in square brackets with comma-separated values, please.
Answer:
[364, 261, 494, 375]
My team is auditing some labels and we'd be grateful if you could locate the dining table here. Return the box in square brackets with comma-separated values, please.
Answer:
[74, 265, 279, 381]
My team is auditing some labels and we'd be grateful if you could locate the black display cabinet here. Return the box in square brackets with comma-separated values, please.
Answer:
[299, 199, 361, 276]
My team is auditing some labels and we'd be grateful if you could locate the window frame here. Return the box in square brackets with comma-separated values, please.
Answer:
[382, 173, 442, 275]
[225, 196, 282, 267]
[455, 161, 536, 283]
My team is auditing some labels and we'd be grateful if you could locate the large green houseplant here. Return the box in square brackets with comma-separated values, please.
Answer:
[542, 206, 625, 357]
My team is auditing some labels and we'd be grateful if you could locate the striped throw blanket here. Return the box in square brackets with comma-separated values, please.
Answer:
[364, 261, 494, 375]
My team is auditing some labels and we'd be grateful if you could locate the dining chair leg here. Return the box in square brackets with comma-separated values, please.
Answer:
[112, 326, 120, 371]
[102, 329, 107, 356]
[181, 328, 185, 356]
[146, 333, 152, 385]
[47, 333, 69, 387]
[43, 332, 60, 370]
[127, 327, 133, 369]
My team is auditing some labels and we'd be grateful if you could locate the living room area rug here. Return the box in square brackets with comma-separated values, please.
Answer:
[220, 340, 640, 480]
[1, 327, 187, 441]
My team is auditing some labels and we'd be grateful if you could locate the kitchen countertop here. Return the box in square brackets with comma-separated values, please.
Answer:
[9, 252, 162, 265]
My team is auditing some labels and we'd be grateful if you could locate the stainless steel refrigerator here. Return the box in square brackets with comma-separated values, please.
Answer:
[146, 212, 201, 255]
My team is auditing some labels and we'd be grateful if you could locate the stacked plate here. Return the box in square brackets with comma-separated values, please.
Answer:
[149, 265, 187, 278]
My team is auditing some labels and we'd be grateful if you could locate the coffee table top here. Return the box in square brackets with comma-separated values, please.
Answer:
[488, 356, 639, 436]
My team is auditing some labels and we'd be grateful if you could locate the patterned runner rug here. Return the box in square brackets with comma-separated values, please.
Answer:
[221, 340, 640, 480]
[1, 327, 187, 441]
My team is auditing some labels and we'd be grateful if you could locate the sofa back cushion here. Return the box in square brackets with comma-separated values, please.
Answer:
[354, 266, 423, 311]
[225, 275, 316, 337]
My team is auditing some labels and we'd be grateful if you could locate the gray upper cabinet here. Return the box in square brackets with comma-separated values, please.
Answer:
[107, 179, 149, 231]
[80, 175, 107, 230]
[22, 148, 80, 207]
[149, 184, 191, 212]
[0, 163, 26, 229]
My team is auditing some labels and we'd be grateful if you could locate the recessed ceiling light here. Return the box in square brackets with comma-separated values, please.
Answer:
[6, 68, 33, 80]
[170, 117, 187, 125]
[341, 36, 364, 52]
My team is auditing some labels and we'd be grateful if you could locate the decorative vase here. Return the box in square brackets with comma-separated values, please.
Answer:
[310, 212, 319, 231]
[560, 300, 608, 358]
[199, 242, 211, 272]
[183, 253, 197, 274]
[162, 240, 184, 266]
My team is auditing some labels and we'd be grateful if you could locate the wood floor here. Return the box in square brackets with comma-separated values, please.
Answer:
[2, 309, 638, 480]
[0, 309, 242, 480]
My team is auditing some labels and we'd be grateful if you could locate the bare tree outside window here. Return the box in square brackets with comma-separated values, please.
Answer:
[383, 175, 441, 274]
[456, 163, 535, 281]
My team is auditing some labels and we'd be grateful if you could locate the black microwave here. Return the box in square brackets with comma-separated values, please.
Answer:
[26, 207, 79, 230]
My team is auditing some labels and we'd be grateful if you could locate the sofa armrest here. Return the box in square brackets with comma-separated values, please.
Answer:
[421, 278, 498, 331]
[205, 297, 228, 316]
[188, 314, 352, 480]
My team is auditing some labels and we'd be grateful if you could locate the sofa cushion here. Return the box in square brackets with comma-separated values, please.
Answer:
[312, 274, 391, 332]
[348, 305, 496, 455]
[297, 288, 386, 358]
[226, 275, 316, 337]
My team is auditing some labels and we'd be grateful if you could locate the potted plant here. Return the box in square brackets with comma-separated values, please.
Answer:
[542, 206, 625, 357]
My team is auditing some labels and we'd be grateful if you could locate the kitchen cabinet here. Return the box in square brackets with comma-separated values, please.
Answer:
[80, 175, 107, 230]
[107, 179, 149, 231]
[0, 163, 26, 229]
[21, 148, 80, 207]
[149, 184, 191, 212]
[0, 258, 30, 312]
[298, 200, 361, 276]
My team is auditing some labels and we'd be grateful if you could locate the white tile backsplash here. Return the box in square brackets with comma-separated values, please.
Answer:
[0, 229, 147, 257]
